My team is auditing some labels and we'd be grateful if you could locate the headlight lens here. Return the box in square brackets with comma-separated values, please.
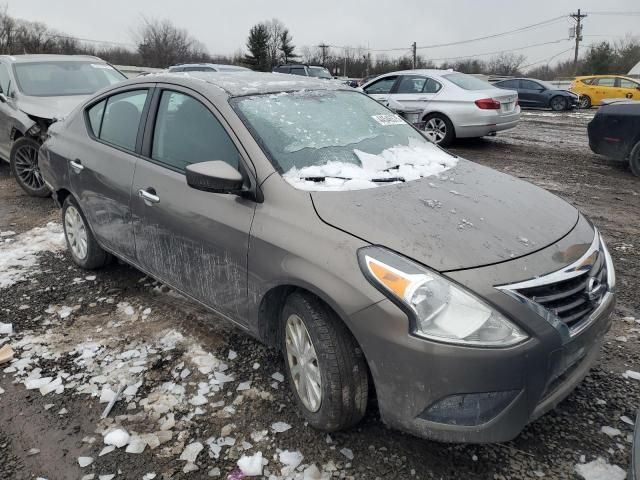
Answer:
[359, 246, 528, 347]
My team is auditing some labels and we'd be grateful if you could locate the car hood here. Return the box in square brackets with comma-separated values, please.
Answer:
[17, 94, 90, 120]
[311, 159, 579, 272]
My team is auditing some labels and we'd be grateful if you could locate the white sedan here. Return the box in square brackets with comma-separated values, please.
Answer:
[361, 69, 520, 146]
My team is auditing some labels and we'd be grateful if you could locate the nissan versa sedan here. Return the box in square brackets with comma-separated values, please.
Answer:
[0, 54, 126, 196]
[39, 72, 615, 443]
[361, 69, 520, 146]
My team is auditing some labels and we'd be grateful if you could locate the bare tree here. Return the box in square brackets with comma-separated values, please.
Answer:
[264, 18, 285, 68]
[485, 53, 526, 76]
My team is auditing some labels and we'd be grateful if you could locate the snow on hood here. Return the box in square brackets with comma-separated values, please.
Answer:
[283, 142, 458, 191]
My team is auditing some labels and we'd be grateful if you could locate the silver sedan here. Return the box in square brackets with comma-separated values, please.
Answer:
[362, 69, 520, 146]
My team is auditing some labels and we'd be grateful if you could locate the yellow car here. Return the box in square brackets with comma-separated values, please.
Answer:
[570, 75, 640, 108]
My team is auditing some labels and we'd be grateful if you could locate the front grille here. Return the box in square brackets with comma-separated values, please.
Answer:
[515, 253, 608, 331]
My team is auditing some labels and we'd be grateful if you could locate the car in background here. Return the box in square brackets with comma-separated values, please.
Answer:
[361, 69, 519, 146]
[359, 74, 379, 86]
[493, 78, 578, 111]
[0, 54, 126, 196]
[587, 99, 640, 176]
[167, 63, 250, 73]
[39, 71, 614, 443]
[273, 64, 332, 79]
[571, 75, 640, 108]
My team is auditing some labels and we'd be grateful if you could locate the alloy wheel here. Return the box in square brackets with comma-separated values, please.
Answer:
[423, 117, 447, 144]
[64, 205, 88, 260]
[285, 314, 322, 412]
[551, 97, 566, 111]
[13, 143, 45, 191]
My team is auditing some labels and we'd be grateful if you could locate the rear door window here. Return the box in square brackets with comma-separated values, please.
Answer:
[151, 90, 239, 172]
[620, 78, 639, 88]
[96, 89, 148, 151]
[520, 80, 541, 90]
[396, 75, 427, 94]
[87, 99, 106, 136]
[364, 76, 398, 94]
[594, 77, 615, 87]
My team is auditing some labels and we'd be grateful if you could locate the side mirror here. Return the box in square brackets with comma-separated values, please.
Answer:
[186, 161, 244, 194]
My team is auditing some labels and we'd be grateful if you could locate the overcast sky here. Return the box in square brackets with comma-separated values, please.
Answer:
[8, 0, 640, 66]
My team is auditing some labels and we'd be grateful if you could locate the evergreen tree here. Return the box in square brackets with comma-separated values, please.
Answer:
[279, 29, 296, 64]
[245, 24, 270, 71]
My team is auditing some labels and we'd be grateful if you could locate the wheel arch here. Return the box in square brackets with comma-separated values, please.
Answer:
[421, 110, 457, 136]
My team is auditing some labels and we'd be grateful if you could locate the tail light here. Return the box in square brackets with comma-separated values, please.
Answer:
[475, 98, 501, 110]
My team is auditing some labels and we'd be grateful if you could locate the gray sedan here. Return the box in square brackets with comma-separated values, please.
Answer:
[39, 72, 614, 443]
[362, 69, 520, 146]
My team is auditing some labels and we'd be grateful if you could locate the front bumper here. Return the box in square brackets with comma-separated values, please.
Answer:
[348, 223, 615, 443]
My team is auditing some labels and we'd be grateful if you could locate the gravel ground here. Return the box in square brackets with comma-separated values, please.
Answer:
[0, 109, 639, 480]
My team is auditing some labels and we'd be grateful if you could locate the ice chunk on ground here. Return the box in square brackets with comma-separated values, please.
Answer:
[623, 370, 640, 381]
[142, 474, 156, 480]
[621, 415, 635, 425]
[0, 323, 12, 335]
[190, 395, 207, 406]
[280, 450, 304, 471]
[601, 426, 621, 437]
[271, 372, 284, 383]
[0, 223, 65, 288]
[228, 350, 237, 360]
[99, 475, 115, 480]
[340, 448, 354, 460]
[25, 377, 53, 390]
[39, 377, 62, 396]
[99, 387, 116, 403]
[575, 457, 626, 480]
[104, 428, 130, 448]
[303, 464, 322, 479]
[272, 421, 292, 433]
[237, 452, 264, 476]
[180, 442, 204, 463]
[99, 445, 115, 457]
[78, 456, 93, 467]
[208, 467, 221, 477]
[125, 436, 146, 454]
[251, 430, 268, 442]
[237, 381, 251, 391]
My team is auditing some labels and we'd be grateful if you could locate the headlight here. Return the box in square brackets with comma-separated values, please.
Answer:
[358, 246, 528, 347]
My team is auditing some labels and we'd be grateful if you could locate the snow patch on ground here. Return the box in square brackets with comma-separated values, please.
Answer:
[283, 142, 457, 191]
[575, 457, 626, 480]
[0, 222, 65, 288]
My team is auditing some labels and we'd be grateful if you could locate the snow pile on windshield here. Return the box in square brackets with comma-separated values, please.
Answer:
[283, 142, 458, 191]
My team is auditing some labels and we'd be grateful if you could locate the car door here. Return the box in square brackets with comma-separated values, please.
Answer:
[519, 80, 544, 107]
[131, 86, 256, 322]
[0, 62, 14, 160]
[388, 75, 442, 111]
[618, 78, 640, 100]
[362, 75, 399, 106]
[592, 77, 618, 104]
[72, 87, 151, 260]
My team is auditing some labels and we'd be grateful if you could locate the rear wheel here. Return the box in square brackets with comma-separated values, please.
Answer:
[10, 137, 50, 197]
[422, 113, 455, 147]
[62, 196, 111, 269]
[281, 291, 368, 432]
[579, 95, 592, 109]
[630, 141, 640, 177]
[550, 96, 567, 111]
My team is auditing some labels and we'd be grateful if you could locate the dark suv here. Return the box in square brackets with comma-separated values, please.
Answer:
[273, 64, 332, 79]
[0, 54, 125, 196]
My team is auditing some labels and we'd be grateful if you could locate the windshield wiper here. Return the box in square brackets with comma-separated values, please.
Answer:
[300, 175, 405, 183]
[370, 177, 405, 183]
[300, 175, 353, 182]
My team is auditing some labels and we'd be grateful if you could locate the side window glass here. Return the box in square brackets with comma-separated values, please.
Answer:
[595, 77, 615, 87]
[99, 90, 148, 151]
[275, 66, 288, 73]
[290, 67, 306, 76]
[620, 78, 639, 89]
[521, 80, 539, 90]
[151, 90, 239, 172]
[424, 78, 442, 93]
[396, 76, 426, 94]
[0, 64, 10, 93]
[87, 99, 106, 136]
[364, 77, 397, 94]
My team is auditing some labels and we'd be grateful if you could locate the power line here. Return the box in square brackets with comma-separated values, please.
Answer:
[426, 38, 570, 62]
[584, 11, 640, 15]
[522, 47, 575, 70]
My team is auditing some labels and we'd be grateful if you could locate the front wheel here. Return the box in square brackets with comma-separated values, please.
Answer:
[550, 96, 567, 112]
[10, 137, 50, 197]
[62, 196, 111, 269]
[422, 113, 455, 147]
[281, 292, 368, 432]
[630, 141, 640, 177]
[579, 95, 592, 109]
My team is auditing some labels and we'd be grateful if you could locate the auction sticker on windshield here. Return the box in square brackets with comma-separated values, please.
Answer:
[372, 114, 405, 126]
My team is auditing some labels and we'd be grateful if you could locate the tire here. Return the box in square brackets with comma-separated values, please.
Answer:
[280, 291, 368, 432]
[579, 95, 592, 109]
[62, 196, 111, 269]
[550, 96, 567, 112]
[630, 141, 640, 177]
[422, 113, 455, 147]
[10, 136, 50, 197]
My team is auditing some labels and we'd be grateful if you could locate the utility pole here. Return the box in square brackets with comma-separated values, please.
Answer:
[570, 9, 587, 75]
[318, 43, 329, 66]
[412, 42, 417, 69]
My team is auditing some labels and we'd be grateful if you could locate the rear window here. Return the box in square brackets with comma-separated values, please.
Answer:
[443, 73, 493, 90]
[580, 78, 595, 85]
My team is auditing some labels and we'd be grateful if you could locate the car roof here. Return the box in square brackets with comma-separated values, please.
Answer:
[170, 63, 248, 70]
[124, 71, 346, 97]
[377, 69, 456, 77]
[0, 54, 105, 63]
[575, 75, 638, 80]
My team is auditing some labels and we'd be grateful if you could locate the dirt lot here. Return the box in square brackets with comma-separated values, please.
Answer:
[1, 109, 639, 480]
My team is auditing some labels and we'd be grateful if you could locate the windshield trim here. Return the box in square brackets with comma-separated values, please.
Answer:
[11, 61, 126, 97]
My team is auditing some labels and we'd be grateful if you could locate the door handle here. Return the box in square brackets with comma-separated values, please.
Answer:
[138, 188, 160, 205]
[69, 159, 84, 173]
